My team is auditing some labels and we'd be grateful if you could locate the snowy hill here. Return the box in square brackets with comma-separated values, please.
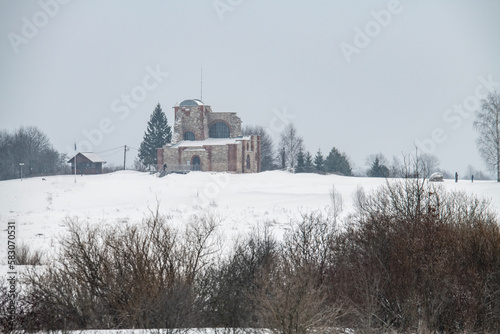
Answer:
[1, 171, 499, 264]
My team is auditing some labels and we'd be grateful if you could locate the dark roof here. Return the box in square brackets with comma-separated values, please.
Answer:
[67, 152, 106, 163]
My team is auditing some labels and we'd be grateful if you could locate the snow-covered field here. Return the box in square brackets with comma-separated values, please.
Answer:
[1, 170, 499, 266]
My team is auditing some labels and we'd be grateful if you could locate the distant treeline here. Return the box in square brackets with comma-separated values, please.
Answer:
[0, 126, 68, 180]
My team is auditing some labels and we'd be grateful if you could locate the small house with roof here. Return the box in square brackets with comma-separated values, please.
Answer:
[68, 152, 106, 174]
[157, 99, 261, 173]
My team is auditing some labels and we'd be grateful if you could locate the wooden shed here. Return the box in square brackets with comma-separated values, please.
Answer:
[68, 152, 106, 175]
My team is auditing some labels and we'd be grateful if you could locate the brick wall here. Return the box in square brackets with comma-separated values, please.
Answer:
[156, 148, 165, 171]
[207, 112, 242, 137]
[162, 136, 261, 173]
[173, 105, 211, 142]
[163, 101, 260, 173]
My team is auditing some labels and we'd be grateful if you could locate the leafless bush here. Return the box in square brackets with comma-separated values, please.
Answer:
[133, 156, 148, 172]
[19, 207, 222, 330]
[283, 212, 336, 285]
[6, 175, 500, 333]
[329, 185, 343, 227]
[331, 174, 500, 333]
[255, 259, 339, 334]
[200, 226, 278, 329]
[102, 164, 123, 173]
[253, 213, 346, 334]
[15, 243, 44, 266]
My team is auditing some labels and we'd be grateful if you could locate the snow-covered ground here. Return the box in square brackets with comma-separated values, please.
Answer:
[1, 170, 499, 266]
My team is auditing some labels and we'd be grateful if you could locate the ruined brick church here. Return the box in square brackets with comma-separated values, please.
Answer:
[157, 99, 261, 173]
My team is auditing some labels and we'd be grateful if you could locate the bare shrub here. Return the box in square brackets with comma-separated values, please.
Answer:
[200, 226, 278, 329]
[255, 259, 337, 334]
[254, 213, 346, 334]
[133, 156, 148, 172]
[15, 243, 44, 266]
[331, 175, 500, 333]
[329, 185, 343, 227]
[7, 168, 500, 333]
[20, 207, 222, 330]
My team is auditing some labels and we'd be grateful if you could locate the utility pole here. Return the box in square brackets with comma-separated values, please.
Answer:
[123, 145, 127, 170]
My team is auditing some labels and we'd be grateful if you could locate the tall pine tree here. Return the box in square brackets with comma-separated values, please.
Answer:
[295, 148, 305, 173]
[367, 157, 390, 178]
[313, 149, 325, 173]
[304, 151, 313, 173]
[138, 103, 172, 168]
[325, 147, 352, 176]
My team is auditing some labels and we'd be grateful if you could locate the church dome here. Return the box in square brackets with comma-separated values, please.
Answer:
[179, 99, 204, 106]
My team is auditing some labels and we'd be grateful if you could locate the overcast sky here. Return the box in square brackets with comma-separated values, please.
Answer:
[1, 0, 500, 175]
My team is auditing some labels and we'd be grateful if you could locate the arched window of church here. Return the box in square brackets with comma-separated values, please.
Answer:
[209, 122, 230, 138]
[184, 131, 195, 141]
[191, 156, 201, 170]
[246, 155, 251, 169]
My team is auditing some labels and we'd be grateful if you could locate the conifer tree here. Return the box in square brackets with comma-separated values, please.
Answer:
[304, 151, 313, 173]
[325, 147, 352, 176]
[138, 103, 172, 168]
[367, 156, 390, 178]
[313, 149, 325, 173]
[295, 148, 305, 173]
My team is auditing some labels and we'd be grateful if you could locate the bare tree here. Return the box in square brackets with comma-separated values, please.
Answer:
[242, 125, 276, 171]
[474, 91, 500, 182]
[256, 213, 345, 334]
[133, 157, 147, 172]
[465, 164, 491, 180]
[278, 123, 304, 169]
[389, 156, 403, 178]
[418, 152, 440, 178]
[0, 126, 66, 180]
[329, 155, 500, 332]
[255, 261, 340, 334]
[200, 226, 277, 329]
[19, 207, 222, 330]
[329, 185, 343, 227]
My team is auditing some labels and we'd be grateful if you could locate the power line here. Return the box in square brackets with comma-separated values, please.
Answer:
[99, 148, 124, 158]
[95, 146, 123, 154]
[99, 151, 122, 158]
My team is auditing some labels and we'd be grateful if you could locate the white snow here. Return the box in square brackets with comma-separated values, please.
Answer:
[0, 170, 499, 266]
[1, 171, 499, 333]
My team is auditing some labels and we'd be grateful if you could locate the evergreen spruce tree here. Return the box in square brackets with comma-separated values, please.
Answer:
[279, 146, 286, 170]
[367, 157, 390, 178]
[325, 147, 353, 176]
[313, 149, 325, 173]
[304, 151, 313, 173]
[138, 103, 172, 168]
[295, 148, 305, 173]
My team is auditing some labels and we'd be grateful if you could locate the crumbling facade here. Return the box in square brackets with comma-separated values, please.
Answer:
[157, 99, 261, 173]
